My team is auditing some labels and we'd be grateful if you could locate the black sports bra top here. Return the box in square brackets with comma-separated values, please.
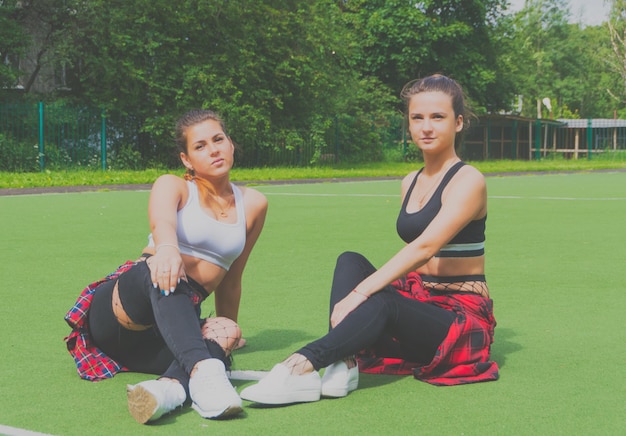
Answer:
[396, 161, 486, 258]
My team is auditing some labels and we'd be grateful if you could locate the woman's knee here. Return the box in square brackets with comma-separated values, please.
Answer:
[336, 251, 366, 267]
[335, 251, 377, 281]
[201, 317, 242, 356]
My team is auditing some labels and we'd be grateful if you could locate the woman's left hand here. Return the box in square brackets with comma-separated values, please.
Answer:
[330, 291, 368, 328]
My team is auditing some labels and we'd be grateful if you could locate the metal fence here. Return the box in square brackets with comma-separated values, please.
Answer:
[2, 102, 625, 172]
[462, 115, 626, 161]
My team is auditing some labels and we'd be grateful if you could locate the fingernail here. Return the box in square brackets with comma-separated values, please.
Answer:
[161, 289, 167, 296]
[170, 286, 176, 293]
[153, 282, 158, 288]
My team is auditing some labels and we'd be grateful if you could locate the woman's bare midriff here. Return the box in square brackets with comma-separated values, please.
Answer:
[141, 247, 227, 293]
[417, 255, 489, 297]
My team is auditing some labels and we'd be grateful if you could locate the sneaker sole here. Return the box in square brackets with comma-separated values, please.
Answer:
[241, 388, 321, 405]
[321, 380, 358, 398]
[192, 402, 243, 419]
[127, 385, 158, 424]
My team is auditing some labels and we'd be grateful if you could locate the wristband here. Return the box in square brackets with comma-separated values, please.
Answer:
[156, 243, 180, 252]
[352, 289, 369, 299]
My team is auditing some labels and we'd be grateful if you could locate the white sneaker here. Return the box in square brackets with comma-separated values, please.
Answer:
[189, 359, 243, 419]
[321, 360, 359, 398]
[126, 379, 186, 424]
[240, 363, 321, 405]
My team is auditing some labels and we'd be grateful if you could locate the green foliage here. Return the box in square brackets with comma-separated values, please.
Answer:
[0, 1, 29, 92]
[0, 133, 39, 172]
[506, 0, 622, 118]
[338, 0, 512, 112]
[2, 159, 626, 189]
[4, 0, 626, 170]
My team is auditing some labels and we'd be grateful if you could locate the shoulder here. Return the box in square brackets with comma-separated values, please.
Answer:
[152, 173, 188, 190]
[444, 164, 487, 210]
[401, 169, 420, 197]
[150, 174, 189, 204]
[238, 185, 268, 215]
[454, 164, 486, 190]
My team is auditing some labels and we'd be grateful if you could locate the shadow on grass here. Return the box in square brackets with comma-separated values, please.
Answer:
[490, 327, 521, 368]
[234, 328, 318, 355]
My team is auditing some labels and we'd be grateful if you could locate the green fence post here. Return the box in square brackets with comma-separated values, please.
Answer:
[486, 117, 491, 160]
[534, 119, 541, 160]
[402, 115, 407, 160]
[101, 108, 107, 170]
[586, 118, 592, 160]
[38, 101, 45, 171]
[334, 115, 339, 162]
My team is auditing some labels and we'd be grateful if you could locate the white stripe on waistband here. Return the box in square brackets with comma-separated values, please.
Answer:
[438, 242, 485, 252]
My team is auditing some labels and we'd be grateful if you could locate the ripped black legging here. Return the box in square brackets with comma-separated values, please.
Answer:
[88, 260, 227, 390]
[296, 251, 455, 370]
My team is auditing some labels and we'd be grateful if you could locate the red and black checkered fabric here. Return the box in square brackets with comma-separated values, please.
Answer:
[357, 272, 499, 386]
[63, 261, 135, 381]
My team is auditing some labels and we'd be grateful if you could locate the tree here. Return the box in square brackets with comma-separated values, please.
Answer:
[0, 1, 30, 93]
[336, 0, 513, 113]
[607, 0, 626, 114]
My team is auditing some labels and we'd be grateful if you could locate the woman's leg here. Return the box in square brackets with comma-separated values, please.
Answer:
[241, 251, 454, 405]
[90, 262, 242, 421]
[89, 262, 214, 377]
[286, 251, 456, 371]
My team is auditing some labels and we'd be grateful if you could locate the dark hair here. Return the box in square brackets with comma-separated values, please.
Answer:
[400, 74, 473, 146]
[174, 109, 228, 154]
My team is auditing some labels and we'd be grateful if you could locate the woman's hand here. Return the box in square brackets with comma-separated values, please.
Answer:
[146, 245, 185, 295]
[330, 291, 369, 328]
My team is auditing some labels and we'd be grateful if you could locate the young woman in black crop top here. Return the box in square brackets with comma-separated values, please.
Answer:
[240, 74, 498, 406]
[64, 110, 268, 423]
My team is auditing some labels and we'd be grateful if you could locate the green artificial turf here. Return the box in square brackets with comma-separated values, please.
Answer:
[0, 171, 624, 435]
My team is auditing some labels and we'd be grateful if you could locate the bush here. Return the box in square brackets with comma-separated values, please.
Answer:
[0, 133, 39, 172]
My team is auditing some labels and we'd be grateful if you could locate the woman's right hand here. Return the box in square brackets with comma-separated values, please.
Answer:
[330, 291, 368, 328]
[146, 245, 185, 295]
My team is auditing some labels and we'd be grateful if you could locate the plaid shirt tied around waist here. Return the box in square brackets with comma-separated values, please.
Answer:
[63, 261, 135, 381]
[357, 272, 499, 386]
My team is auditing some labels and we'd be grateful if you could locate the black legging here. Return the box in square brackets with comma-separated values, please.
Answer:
[297, 251, 455, 370]
[88, 260, 227, 390]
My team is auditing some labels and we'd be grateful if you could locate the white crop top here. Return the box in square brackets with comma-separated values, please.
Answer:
[148, 180, 247, 270]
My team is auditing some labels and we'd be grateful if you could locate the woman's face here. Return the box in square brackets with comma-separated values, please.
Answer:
[180, 119, 234, 179]
[408, 91, 463, 154]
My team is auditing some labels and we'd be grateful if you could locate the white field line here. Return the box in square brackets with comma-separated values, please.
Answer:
[261, 191, 626, 201]
[0, 425, 55, 436]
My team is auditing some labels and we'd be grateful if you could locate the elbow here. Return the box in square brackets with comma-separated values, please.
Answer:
[408, 242, 438, 264]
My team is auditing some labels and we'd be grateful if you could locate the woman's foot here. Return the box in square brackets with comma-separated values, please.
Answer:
[189, 359, 243, 419]
[126, 379, 186, 424]
[240, 363, 321, 405]
[321, 359, 359, 398]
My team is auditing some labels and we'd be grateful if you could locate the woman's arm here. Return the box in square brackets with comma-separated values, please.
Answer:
[331, 166, 486, 327]
[214, 187, 268, 322]
[146, 174, 187, 294]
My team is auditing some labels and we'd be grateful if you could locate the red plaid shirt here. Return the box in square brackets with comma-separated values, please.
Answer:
[357, 272, 499, 386]
[64, 261, 134, 381]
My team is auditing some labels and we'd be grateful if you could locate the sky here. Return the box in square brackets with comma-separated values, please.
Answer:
[508, 0, 611, 26]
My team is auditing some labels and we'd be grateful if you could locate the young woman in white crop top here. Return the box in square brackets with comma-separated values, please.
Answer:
[240, 75, 497, 407]
[64, 110, 267, 423]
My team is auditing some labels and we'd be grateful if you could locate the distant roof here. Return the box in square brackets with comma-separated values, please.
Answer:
[557, 119, 626, 128]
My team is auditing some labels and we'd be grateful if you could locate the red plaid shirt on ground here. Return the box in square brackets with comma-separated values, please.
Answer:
[357, 272, 499, 386]
[64, 261, 134, 381]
